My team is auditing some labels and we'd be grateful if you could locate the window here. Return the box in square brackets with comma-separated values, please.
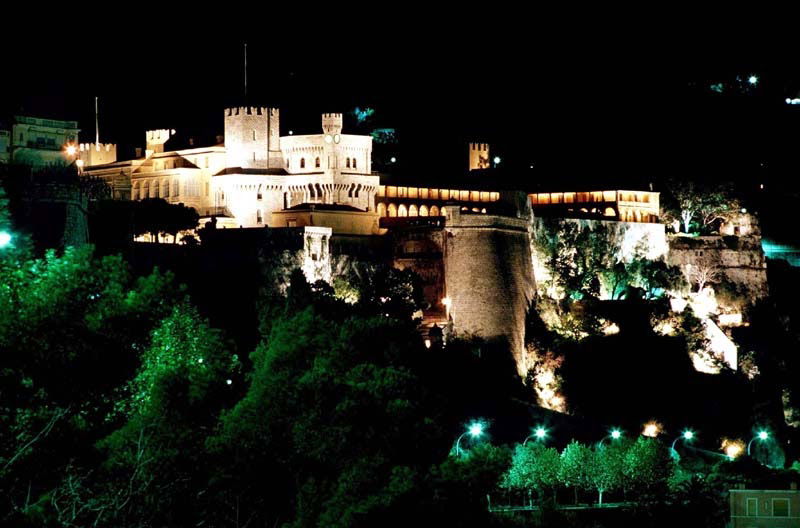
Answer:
[173, 180, 179, 196]
[287, 219, 297, 227]
[256, 210, 262, 224]
[300, 158, 305, 169]
[252, 130, 256, 140]
[131, 182, 138, 200]
[773, 498, 789, 517]
[353, 158, 357, 169]
[746, 498, 758, 516]
[315, 157, 320, 168]
[346, 158, 351, 168]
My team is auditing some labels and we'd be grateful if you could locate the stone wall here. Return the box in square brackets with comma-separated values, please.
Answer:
[442, 207, 536, 373]
[667, 235, 768, 300]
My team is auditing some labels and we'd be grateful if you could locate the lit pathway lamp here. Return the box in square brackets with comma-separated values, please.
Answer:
[747, 430, 770, 457]
[523, 427, 548, 446]
[0, 231, 11, 248]
[455, 421, 485, 457]
[671, 429, 694, 458]
[598, 428, 622, 449]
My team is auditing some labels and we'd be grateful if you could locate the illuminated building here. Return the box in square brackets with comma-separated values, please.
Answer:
[0, 115, 80, 168]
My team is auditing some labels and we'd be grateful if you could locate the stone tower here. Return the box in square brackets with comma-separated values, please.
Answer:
[224, 106, 282, 169]
[469, 143, 490, 171]
[321, 113, 343, 136]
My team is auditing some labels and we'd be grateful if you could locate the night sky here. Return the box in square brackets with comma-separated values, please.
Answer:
[5, 27, 799, 190]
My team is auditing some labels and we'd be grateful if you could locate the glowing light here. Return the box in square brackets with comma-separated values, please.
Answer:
[65, 145, 77, 156]
[535, 427, 547, 439]
[0, 231, 11, 248]
[748, 75, 758, 85]
[741, 208, 747, 214]
[424, 338, 432, 349]
[390, 157, 397, 163]
[787, 98, 800, 105]
[722, 438, 745, 459]
[642, 421, 662, 438]
[683, 430, 694, 440]
[198, 358, 204, 364]
[611, 429, 622, 440]
[469, 422, 484, 437]
[493, 156, 501, 165]
[76, 159, 84, 168]
[758, 431, 769, 440]
[226, 379, 232, 385]
[289, 130, 294, 135]
[442, 297, 451, 308]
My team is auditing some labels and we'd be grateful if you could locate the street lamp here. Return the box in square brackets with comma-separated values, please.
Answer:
[671, 429, 694, 457]
[598, 428, 622, 448]
[747, 430, 769, 456]
[523, 426, 548, 446]
[455, 421, 485, 457]
[0, 231, 11, 248]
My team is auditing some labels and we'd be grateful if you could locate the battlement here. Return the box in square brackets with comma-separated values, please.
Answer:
[225, 107, 278, 117]
[468, 142, 490, 171]
[145, 129, 174, 154]
[322, 113, 343, 135]
[79, 142, 117, 166]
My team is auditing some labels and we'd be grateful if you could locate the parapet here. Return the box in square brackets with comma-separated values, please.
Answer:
[469, 143, 489, 152]
[145, 129, 175, 154]
[79, 142, 117, 166]
[225, 107, 279, 117]
[468, 142, 490, 170]
[322, 113, 343, 135]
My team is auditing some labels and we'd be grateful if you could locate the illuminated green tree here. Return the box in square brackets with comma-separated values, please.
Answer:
[588, 442, 627, 505]
[558, 440, 592, 504]
[622, 437, 674, 497]
[0, 243, 181, 523]
[503, 443, 561, 503]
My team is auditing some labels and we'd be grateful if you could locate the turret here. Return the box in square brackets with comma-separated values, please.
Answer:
[224, 106, 281, 169]
[469, 142, 490, 171]
[145, 129, 174, 157]
[322, 113, 343, 136]
[79, 142, 117, 166]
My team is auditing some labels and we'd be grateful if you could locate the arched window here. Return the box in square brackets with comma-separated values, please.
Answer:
[377, 203, 387, 217]
[300, 158, 306, 169]
[346, 158, 351, 168]
[398, 204, 408, 217]
[388, 203, 398, 217]
[286, 158, 290, 168]
[419, 205, 429, 216]
[315, 157, 320, 168]
[409, 204, 418, 217]
[154, 180, 160, 198]
[173, 180, 179, 196]
[142, 181, 150, 198]
[604, 207, 615, 217]
[430, 205, 440, 216]
[131, 182, 138, 200]
[163, 180, 169, 198]
[353, 158, 357, 169]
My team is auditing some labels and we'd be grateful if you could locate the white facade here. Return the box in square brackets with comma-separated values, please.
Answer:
[84, 108, 378, 228]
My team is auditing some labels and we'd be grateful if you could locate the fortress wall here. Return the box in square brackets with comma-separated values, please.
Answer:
[443, 209, 536, 373]
[667, 235, 768, 299]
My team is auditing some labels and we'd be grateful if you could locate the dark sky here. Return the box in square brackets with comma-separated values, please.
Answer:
[5, 23, 800, 190]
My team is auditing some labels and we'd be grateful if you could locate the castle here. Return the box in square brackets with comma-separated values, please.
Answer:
[79, 105, 670, 374]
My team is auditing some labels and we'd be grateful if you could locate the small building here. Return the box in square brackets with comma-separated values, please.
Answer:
[5, 115, 80, 168]
[730, 484, 800, 527]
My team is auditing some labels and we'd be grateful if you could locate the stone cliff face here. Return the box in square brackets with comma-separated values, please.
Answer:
[667, 235, 768, 301]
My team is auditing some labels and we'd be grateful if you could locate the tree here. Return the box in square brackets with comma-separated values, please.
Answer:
[558, 441, 592, 504]
[0, 243, 182, 523]
[588, 442, 626, 505]
[685, 260, 722, 293]
[664, 179, 741, 234]
[132, 198, 198, 243]
[503, 443, 560, 504]
[622, 437, 673, 497]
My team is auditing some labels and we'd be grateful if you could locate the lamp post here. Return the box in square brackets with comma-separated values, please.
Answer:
[598, 428, 622, 449]
[671, 429, 694, 458]
[523, 427, 548, 446]
[455, 421, 485, 457]
[747, 431, 769, 456]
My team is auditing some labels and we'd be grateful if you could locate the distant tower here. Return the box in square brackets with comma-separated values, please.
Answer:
[145, 129, 174, 156]
[224, 106, 282, 169]
[322, 113, 343, 136]
[469, 143, 490, 171]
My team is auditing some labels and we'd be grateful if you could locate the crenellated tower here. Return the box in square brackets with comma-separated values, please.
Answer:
[224, 106, 282, 169]
[79, 142, 117, 167]
[469, 143, 490, 171]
